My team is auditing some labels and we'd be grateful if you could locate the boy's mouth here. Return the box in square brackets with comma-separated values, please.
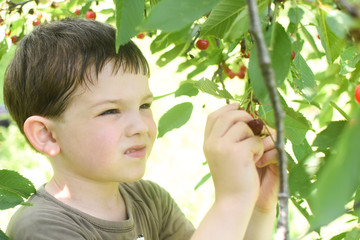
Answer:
[124, 145, 147, 158]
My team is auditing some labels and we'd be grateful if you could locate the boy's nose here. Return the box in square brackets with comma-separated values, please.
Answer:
[124, 112, 149, 137]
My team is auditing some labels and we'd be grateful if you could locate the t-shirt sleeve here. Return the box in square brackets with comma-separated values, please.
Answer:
[136, 180, 195, 240]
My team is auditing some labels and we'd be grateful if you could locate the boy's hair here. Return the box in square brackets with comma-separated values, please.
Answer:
[3, 18, 150, 135]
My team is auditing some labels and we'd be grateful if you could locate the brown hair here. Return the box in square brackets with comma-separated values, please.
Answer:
[3, 18, 149, 135]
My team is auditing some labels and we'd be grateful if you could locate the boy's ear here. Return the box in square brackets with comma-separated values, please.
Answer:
[23, 116, 60, 156]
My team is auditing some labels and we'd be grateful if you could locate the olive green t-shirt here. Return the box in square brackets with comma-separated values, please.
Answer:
[6, 180, 195, 240]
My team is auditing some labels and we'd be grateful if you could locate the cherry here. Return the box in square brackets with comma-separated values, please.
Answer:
[239, 65, 246, 72]
[237, 65, 247, 79]
[86, 10, 96, 20]
[291, 51, 296, 60]
[11, 36, 19, 44]
[247, 119, 264, 136]
[74, 9, 81, 15]
[244, 53, 250, 58]
[355, 84, 360, 104]
[221, 62, 235, 79]
[237, 71, 245, 79]
[137, 33, 145, 39]
[32, 19, 41, 26]
[196, 39, 209, 50]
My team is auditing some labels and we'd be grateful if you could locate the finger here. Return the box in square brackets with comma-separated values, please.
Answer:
[264, 126, 276, 138]
[223, 121, 254, 142]
[239, 136, 264, 162]
[262, 135, 276, 152]
[256, 148, 278, 167]
[207, 109, 253, 140]
[204, 103, 239, 139]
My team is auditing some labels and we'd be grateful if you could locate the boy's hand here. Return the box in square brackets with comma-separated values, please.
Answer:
[203, 103, 264, 201]
[255, 132, 279, 212]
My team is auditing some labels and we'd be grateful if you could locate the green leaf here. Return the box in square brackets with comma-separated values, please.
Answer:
[345, 228, 360, 240]
[354, 186, 360, 221]
[0, 229, 9, 240]
[326, 10, 353, 39]
[317, 8, 346, 64]
[195, 172, 211, 190]
[312, 121, 347, 152]
[201, 0, 246, 38]
[141, 0, 221, 32]
[300, 24, 322, 59]
[289, 163, 312, 198]
[292, 54, 317, 103]
[309, 109, 360, 229]
[271, 23, 292, 87]
[175, 81, 199, 98]
[339, 46, 360, 75]
[0, 188, 23, 210]
[249, 23, 291, 104]
[292, 138, 313, 165]
[156, 43, 186, 67]
[265, 105, 311, 145]
[157, 102, 193, 138]
[150, 25, 192, 54]
[194, 79, 233, 100]
[114, 0, 144, 50]
[222, 6, 249, 42]
[0, 170, 36, 199]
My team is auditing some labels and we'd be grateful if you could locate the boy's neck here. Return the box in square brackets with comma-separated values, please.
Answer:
[45, 175, 128, 222]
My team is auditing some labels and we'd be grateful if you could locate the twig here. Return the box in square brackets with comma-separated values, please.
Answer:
[7, 0, 33, 13]
[246, 0, 289, 240]
[338, 0, 360, 19]
[184, 29, 200, 55]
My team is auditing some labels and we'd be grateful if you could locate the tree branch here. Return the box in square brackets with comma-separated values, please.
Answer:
[246, 0, 289, 239]
[338, 0, 360, 19]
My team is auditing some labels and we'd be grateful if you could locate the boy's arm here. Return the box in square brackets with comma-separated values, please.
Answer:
[191, 103, 268, 240]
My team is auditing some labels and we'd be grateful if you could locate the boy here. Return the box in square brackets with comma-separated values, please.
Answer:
[4, 18, 279, 239]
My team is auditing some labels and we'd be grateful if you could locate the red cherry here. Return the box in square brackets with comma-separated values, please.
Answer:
[196, 39, 209, 50]
[244, 53, 250, 58]
[137, 33, 145, 39]
[291, 51, 296, 60]
[355, 84, 360, 104]
[237, 71, 245, 79]
[247, 119, 264, 136]
[74, 9, 81, 15]
[32, 19, 41, 26]
[11, 36, 19, 44]
[236, 65, 246, 79]
[221, 62, 235, 79]
[86, 10, 96, 20]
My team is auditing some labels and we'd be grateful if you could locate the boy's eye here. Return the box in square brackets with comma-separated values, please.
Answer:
[99, 109, 119, 116]
[140, 103, 152, 109]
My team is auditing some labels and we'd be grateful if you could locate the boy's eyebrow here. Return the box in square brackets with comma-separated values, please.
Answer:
[90, 93, 154, 108]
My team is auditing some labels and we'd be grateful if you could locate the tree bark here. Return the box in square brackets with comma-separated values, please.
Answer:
[246, 0, 289, 239]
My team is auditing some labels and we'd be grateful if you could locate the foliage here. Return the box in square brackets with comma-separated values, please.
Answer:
[1, 0, 360, 239]
[0, 168, 35, 239]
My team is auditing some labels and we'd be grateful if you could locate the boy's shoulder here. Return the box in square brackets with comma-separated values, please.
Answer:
[6, 180, 194, 240]
[6, 185, 91, 239]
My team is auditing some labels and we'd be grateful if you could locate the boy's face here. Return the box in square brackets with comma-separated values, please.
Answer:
[51, 61, 157, 183]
